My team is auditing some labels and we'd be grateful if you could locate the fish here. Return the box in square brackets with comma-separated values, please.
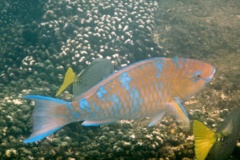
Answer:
[23, 57, 215, 143]
[55, 58, 114, 97]
[193, 107, 240, 160]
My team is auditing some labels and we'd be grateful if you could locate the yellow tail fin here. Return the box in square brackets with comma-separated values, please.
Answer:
[55, 67, 75, 96]
[193, 120, 216, 160]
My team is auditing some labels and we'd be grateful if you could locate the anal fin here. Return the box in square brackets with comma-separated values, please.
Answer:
[82, 119, 117, 126]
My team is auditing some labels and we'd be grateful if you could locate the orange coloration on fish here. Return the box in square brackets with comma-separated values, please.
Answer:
[23, 57, 215, 143]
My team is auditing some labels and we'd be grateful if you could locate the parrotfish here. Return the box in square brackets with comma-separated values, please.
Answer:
[193, 107, 240, 160]
[23, 57, 215, 143]
[55, 58, 114, 97]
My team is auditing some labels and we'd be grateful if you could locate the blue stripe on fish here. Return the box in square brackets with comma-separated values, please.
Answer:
[174, 97, 188, 118]
[71, 110, 80, 119]
[120, 72, 131, 91]
[65, 103, 81, 120]
[79, 98, 91, 112]
[154, 60, 165, 78]
[65, 102, 73, 114]
[108, 94, 122, 115]
[24, 95, 66, 104]
[24, 127, 62, 143]
[173, 57, 182, 68]
[88, 99, 102, 119]
[92, 103, 100, 118]
[97, 86, 107, 101]
[130, 87, 142, 112]
[92, 102, 101, 113]
[113, 95, 121, 114]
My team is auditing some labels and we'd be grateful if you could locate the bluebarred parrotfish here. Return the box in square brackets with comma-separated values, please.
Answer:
[193, 107, 240, 160]
[23, 57, 215, 143]
[55, 58, 114, 97]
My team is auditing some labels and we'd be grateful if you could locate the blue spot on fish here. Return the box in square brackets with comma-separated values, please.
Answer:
[97, 86, 107, 101]
[65, 102, 73, 114]
[194, 71, 201, 76]
[120, 72, 131, 90]
[71, 110, 80, 119]
[108, 94, 122, 115]
[92, 102, 101, 113]
[129, 87, 142, 113]
[173, 57, 181, 68]
[79, 98, 91, 112]
[92, 102, 102, 118]
[154, 60, 165, 78]
[112, 94, 120, 104]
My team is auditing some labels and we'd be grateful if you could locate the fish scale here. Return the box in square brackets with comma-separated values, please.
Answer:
[22, 57, 215, 143]
[79, 59, 178, 120]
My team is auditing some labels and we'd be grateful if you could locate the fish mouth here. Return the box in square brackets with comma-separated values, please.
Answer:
[210, 66, 216, 77]
[204, 66, 216, 84]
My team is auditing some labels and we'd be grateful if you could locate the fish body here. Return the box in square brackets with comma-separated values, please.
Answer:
[24, 57, 215, 143]
[55, 58, 114, 97]
[193, 107, 240, 160]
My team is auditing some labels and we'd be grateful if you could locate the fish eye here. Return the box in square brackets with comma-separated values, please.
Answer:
[196, 73, 201, 78]
[191, 71, 201, 82]
[194, 71, 201, 78]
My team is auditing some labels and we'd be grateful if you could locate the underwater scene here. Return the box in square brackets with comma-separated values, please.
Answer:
[0, 0, 240, 159]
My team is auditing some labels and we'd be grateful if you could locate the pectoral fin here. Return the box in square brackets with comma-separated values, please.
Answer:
[56, 67, 75, 96]
[148, 111, 166, 127]
[167, 97, 190, 130]
[193, 120, 216, 160]
[221, 119, 233, 136]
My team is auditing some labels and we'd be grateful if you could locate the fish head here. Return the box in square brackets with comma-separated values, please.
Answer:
[172, 58, 215, 100]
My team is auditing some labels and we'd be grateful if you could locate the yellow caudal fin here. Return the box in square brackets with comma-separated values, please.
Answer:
[55, 67, 75, 96]
[193, 120, 216, 160]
